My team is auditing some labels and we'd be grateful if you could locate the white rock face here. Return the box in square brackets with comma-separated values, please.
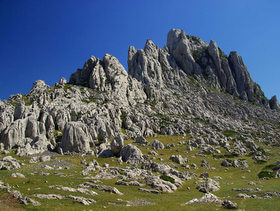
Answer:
[0, 28, 279, 156]
[61, 122, 91, 153]
[110, 135, 124, 156]
[120, 144, 144, 165]
[103, 54, 129, 103]
[167, 29, 197, 74]
[1, 117, 45, 150]
[196, 178, 220, 193]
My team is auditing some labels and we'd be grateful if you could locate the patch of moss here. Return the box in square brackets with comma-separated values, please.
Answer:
[162, 102, 169, 109]
[82, 97, 98, 104]
[218, 47, 227, 58]
[258, 170, 275, 179]
[63, 84, 73, 92]
[222, 130, 237, 137]
[160, 175, 175, 184]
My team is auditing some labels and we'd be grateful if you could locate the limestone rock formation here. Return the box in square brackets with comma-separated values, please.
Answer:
[120, 144, 144, 164]
[0, 28, 279, 156]
[110, 135, 124, 156]
[60, 122, 92, 153]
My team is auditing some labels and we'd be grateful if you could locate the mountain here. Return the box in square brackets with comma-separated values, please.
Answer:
[0, 29, 279, 154]
[0, 28, 280, 209]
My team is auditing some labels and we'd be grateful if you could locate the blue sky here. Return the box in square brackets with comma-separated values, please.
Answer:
[0, 0, 279, 100]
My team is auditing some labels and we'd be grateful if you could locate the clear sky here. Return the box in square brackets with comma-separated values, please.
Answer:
[0, 0, 279, 100]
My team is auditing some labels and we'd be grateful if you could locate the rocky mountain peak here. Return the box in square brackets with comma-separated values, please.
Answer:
[0, 29, 280, 210]
[70, 29, 277, 109]
[0, 28, 279, 156]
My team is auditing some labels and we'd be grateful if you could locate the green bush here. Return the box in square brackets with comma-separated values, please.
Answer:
[218, 47, 227, 58]
[255, 160, 267, 164]
[162, 102, 169, 109]
[160, 175, 175, 184]
[63, 84, 73, 92]
[258, 170, 275, 179]
[223, 130, 237, 137]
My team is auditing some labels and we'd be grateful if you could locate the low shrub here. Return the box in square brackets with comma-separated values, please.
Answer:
[160, 175, 175, 184]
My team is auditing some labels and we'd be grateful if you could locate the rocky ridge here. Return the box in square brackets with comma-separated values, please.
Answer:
[1, 29, 280, 209]
[0, 29, 279, 156]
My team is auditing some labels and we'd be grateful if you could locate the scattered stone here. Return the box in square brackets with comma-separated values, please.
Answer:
[170, 155, 187, 165]
[185, 193, 222, 205]
[196, 178, 220, 193]
[79, 182, 123, 195]
[222, 200, 238, 209]
[49, 185, 98, 196]
[115, 180, 144, 187]
[33, 194, 64, 200]
[19, 197, 41, 206]
[82, 159, 100, 176]
[146, 176, 177, 193]
[236, 193, 251, 198]
[66, 195, 96, 205]
[151, 140, 164, 150]
[138, 188, 160, 194]
[120, 144, 144, 165]
[111, 135, 124, 156]
[201, 159, 211, 169]
[135, 135, 148, 145]
[11, 172, 25, 178]
[39, 155, 51, 162]
[200, 172, 209, 178]
[0, 156, 21, 170]
[232, 188, 255, 192]
[148, 150, 158, 156]
[29, 156, 38, 163]
[126, 199, 155, 206]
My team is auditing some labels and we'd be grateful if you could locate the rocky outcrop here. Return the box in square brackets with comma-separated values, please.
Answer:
[269, 95, 279, 110]
[120, 144, 144, 165]
[60, 122, 92, 153]
[79, 182, 123, 195]
[0, 28, 279, 155]
[110, 135, 124, 156]
[0, 156, 21, 170]
[1, 117, 45, 149]
[196, 178, 220, 193]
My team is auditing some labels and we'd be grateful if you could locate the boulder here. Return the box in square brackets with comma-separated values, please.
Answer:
[61, 122, 91, 153]
[269, 95, 279, 109]
[146, 175, 177, 193]
[151, 140, 164, 150]
[11, 172, 25, 178]
[66, 195, 96, 205]
[135, 135, 148, 145]
[185, 193, 222, 205]
[196, 178, 220, 193]
[222, 200, 238, 209]
[79, 182, 123, 195]
[16, 135, 50, 156]
[110, 135, 124, 156]
[120, 144, 144, 165]
[170, 155, 187, 165]
[0, 156, 21, 170]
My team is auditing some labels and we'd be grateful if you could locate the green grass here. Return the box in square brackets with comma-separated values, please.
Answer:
[63, 84, 73, 92]
[222, 130, 237, 137]
[0, 136, 280, 210]
[160, 175, 175, 184]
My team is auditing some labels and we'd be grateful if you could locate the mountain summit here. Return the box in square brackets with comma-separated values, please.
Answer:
[0, 29, 279, 155]
[0, 29, 280, 209]
[71, 29, 275, 108]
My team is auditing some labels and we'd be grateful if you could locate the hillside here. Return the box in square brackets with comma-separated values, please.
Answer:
[0, 29, 279, 210]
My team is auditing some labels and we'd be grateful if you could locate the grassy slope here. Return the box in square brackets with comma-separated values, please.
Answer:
[0, 136, 279, 210]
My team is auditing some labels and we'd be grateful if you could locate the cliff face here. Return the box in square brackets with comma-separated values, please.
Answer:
[71, 29, 270, 107]
[0, 29, 279, 155]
